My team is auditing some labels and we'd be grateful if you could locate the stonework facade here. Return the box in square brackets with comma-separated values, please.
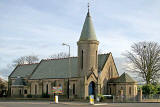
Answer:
[8, 10, 137, 99]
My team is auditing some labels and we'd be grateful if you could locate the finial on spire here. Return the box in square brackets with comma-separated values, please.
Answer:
[87, 2, 90, 16]
[88, 2, 90, 12]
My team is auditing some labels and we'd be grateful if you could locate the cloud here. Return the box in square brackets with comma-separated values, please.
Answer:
[97, 30, 133, 57]
[114, 57, 140, 82]
[0, 68, 12, 80]
[0, 0, 160, 80]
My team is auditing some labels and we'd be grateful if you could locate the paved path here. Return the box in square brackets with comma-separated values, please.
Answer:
[0, 101, 160, 107]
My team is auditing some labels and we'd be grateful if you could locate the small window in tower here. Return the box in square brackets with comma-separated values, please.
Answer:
[81, 50, 83, 69]
[96, 51, 97, 67]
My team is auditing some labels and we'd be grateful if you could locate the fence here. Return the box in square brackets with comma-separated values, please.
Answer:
[103, 94, 160, 103]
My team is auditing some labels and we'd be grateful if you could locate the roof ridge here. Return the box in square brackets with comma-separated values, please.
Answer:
[42, 56, 78, 61]
[18, 63, 39, 66]
[98, 53, 110, 55]
[117, 72, 136, 83]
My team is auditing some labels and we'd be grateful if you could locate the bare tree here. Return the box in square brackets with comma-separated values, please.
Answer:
[49, 52, 69, 59]
[124, 41, 160, 84]
[13, 56, 26, 66]
[13, 55, 39, 67]
[25, 56, 39, 64]
[98, 49, 103, 54]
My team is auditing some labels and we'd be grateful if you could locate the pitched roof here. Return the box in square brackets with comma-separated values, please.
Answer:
[9, 63, 38, 78]
[113, 72, 137, 83]
[12, 77, 26, 86]
[98, 53, 110, 72]
[30, 54, 110, 79]
[79, 11, 97, 41]
[30, 57, 78, 79]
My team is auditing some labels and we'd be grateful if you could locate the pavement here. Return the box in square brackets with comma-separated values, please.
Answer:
[0, 101, 160, 107]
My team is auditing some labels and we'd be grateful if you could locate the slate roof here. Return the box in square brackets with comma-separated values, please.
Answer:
[30, 57, 78, 79]
[98, 53, 110, 72]
[79, 11, 97, 41]
[12, 77, 26, 86]
[9, 63, 38, 78]
[30, 54, 110, 80]
[109, 72, 137, 83]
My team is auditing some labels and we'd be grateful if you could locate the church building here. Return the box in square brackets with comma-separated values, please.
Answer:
[8, 9, 137, 99]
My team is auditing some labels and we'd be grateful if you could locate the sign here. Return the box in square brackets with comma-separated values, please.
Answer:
[52, 86, 63, 94]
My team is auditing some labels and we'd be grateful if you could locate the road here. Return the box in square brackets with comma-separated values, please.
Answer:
[0, 101, 160, 107]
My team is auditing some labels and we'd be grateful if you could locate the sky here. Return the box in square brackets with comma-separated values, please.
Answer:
[0, 0, 160, 80]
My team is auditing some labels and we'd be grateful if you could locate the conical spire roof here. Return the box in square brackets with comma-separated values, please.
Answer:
[79, 11, 97, 41]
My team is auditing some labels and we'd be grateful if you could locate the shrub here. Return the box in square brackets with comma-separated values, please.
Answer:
[97, 94, 104, 101]
[27, 94, 32, 98]
[86, 96, 89, 100]
[142, 84, 158, 95]
[42, 93, 50, 98]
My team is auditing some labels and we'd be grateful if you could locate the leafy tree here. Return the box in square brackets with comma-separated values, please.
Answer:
[0, 78, 7, 96]
[0, 78, 5, 89]
[124, 41, 160, 84]
[142, 84, 158, 95]
[157, 86, 160, 94]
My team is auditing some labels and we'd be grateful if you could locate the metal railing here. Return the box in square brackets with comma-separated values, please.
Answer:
[101, 94, 160, 103]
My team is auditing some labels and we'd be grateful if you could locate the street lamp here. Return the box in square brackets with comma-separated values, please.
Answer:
[62, 43, 70, 57]
[62, 43, 70, 99]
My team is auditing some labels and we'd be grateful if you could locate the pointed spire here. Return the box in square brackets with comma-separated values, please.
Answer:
[87, 2, 90, 17]
[79, 4, 97, 41]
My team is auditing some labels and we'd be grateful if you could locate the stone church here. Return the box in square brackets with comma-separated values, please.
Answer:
[8, 9, 137, 99]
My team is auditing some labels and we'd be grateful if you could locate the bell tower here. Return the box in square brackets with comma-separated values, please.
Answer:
[77, 6, 99, 77]
[77, 5, 99, 98]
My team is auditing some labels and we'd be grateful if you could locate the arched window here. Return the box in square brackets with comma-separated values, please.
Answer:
[73, 84, 75, 95]
[53, 81, 57, 86]
[121, 87, 123, 90]
[129, 87, 132, 95]
[24, 90, 27, 94]
[59, 83, 61, 87]
[110, 66, 113, 77]
[19, 89, 21, 95]
[46, 84, 48, 95]
[35, 84, 37, 95]
[108, 66, 113, 78]
[81, 50, 83, 69]
[110, 88, 112, 94]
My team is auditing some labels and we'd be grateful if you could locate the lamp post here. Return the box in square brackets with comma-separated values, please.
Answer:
[62, 43, 70, 99]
